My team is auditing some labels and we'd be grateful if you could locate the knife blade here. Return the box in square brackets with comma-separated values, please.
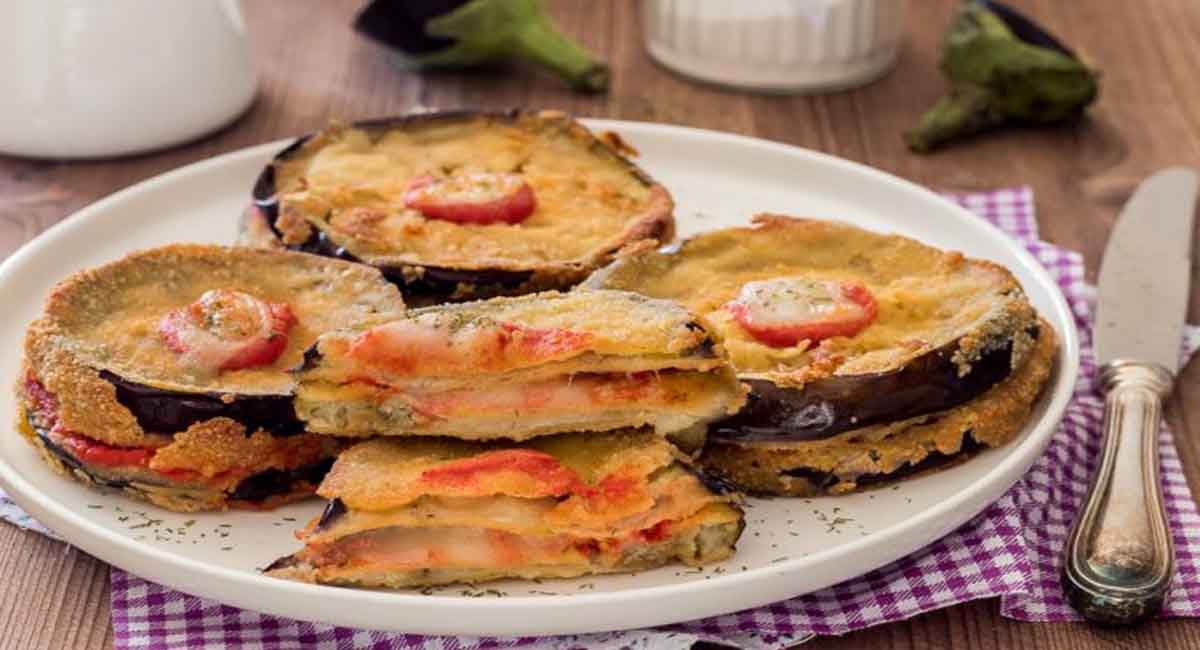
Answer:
[1063, 166, 1199, 624]
[1095, 167, 1199, 372]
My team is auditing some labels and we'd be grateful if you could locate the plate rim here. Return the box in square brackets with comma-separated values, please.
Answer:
[0, 118, 1081, 634]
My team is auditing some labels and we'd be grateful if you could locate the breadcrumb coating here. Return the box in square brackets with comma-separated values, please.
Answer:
[700, 319, 1057, 495]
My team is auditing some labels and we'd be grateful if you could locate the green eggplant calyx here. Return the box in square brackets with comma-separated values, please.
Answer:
[510, 19, 610, 93]
[416, 0, 609, 92]
[906, 1, 1099, 153]
[905, 84, 999, 153]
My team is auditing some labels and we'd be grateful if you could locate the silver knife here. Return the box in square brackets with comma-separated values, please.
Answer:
[1063, 167, 1200, 624]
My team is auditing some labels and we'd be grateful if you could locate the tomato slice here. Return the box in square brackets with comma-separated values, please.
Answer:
[58, 434, 154, 468]
[403, 173, 536, 225]
[726, 278, 878, 347]
[638, 519, 673, 543]
[419, 449, 584, 496]
[159, 289, 297, 371]
[347, 316, 592, 376]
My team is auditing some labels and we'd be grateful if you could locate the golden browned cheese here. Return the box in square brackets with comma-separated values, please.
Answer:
[273, 112, 674, 274]
[307, 466, 723, 544]
[309, 290, 727, 374]
[145, 418, 331, 480]
[17, 407, 339, 513]
[268, 429, 744, 588]
[294, 289, 747, 442]
[319, 428, 677, 512]
[700, 320, 1057, 496]
[21, 244, 405, 446]
[269, 505, 743, 588]
[588, 215, 1039, 384]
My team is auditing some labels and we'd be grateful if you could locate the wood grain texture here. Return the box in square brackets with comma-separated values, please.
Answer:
[2, 1, 1200, 648]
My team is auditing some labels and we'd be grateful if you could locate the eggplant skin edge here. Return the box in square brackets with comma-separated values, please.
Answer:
[699, 318, 1057, 497]
[27, 421, 333, 513]
[248, 109, 675, 306]
[263, 516, 744, 588]
[710, 324, 1037, 444]
[100, 370, 304, 436]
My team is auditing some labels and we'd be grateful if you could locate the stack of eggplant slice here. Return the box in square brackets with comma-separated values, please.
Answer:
[17, 245, 407, 512]
[587, 214, 1056, 496]
[242, 109, 674, 306]
[238, 110, 748, 586]
[291, 289, 746, 450]
[268, 288, 749, 587]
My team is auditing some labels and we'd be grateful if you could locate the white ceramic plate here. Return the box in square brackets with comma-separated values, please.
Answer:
[0, 120, 1079, 636]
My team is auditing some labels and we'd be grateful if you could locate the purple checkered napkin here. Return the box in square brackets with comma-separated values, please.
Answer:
[5, 187, 1200, 650]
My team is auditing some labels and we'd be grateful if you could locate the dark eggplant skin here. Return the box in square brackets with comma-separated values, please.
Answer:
[710, 326, 1037, 444]
[780, 432, 985, 491]
[229, 458, 335, 502]
[36, 425, 332, 504]
[353, 0, 463, 56]
[100, 370, 304, 436]
[315, 498, 348, 531]
[282, 227, 534, 303]
[36, 428, 131, 490]
[979, 0, 1074, 57]
[251, 110, 662, 305]
[263, 554, 300, 572]
[679, 463, 739, 497]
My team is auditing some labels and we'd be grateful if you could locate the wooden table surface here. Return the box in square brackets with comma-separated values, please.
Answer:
[3, 1, 1200, 648]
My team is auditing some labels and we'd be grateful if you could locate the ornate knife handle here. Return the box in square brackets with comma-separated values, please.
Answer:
[1062, 360, 1175, 624]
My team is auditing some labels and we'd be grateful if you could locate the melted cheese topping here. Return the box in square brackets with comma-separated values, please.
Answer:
[319, 429, 675, 511]
[29, 244, 405, 396]
[700, 321, 1057, 495]
[590, 215, 1036, 380]
[307, 466, 718, 543]
[293, 290, 745, 440]
[274, 114, 665, 269]
[292, 456, 740, 582]
[308, 290, 714, 382]
[275, 502, 741, 587]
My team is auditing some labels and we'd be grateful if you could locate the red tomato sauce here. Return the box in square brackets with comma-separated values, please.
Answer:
[498, 322, 594, 361]
[638, 520, 673, 543]
[58, 435, 154, 468]
[420, 449, 584, 496]
[24, 374, 241, 486]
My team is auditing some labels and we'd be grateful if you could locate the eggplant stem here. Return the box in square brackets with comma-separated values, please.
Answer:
[511, 17, 609, 93]
[905, 85, 995, 153]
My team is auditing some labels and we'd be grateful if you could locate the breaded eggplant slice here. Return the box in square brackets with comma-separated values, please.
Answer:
[18, 244, 406, 512]
[244, 110, 675, 306]
[21, 410, 337, 512]
[699, 320, 1056, 496]
[266, 428, 743, 588]
[585, 214, 1043, 444]
[294, 289, 747, 448]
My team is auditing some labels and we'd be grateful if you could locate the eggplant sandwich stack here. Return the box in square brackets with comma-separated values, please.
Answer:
[17, 244, 407, 512]
[587, 214, 1057, 496]
[268, 289, 748, 587]
[242, 110, 673, 307]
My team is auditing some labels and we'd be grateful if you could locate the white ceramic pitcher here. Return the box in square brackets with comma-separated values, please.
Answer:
[0, 0, 257, 158]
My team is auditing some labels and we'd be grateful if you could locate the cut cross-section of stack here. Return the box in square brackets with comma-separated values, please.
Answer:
[293, 289, 746, 450]
[273, 288, 749, 587]
[267, 429, 744, 587]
